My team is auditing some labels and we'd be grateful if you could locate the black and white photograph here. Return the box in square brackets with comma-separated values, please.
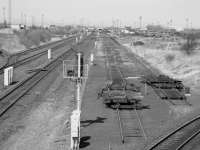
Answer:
[0, 0, 200, 149]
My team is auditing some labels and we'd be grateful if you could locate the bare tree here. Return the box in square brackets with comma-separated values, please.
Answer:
[181, 33, 198, 55]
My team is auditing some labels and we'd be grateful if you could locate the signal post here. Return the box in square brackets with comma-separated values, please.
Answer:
[63, 52, 89, 150]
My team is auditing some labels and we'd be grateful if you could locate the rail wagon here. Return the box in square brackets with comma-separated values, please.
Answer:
[145, 75, 184, 91]
[99, 81, 143, 109]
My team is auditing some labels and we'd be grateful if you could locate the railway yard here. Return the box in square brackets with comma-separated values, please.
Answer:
[0, 30, 200, 150]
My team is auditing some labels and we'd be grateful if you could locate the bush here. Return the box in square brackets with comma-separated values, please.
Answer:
[181, 33, 198, 55]
[133, 41, 144, 46]
[16, 29, 52, 48]
[165, 54, 175, 62]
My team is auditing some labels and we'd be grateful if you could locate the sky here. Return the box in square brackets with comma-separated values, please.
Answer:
[0, 0, 199, 28]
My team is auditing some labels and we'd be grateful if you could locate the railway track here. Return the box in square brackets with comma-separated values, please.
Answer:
[103, 37, 147, 144]
[114, 37, 187, 103]
[146, 115, 200, 150]
[0, 47, 75, 117]
[105, 36, 198, 150]
[116, 107, 147, 144]
[10, 36, 74, 57]
[0, 34, 91, 118]
[0, 37, 75, 74]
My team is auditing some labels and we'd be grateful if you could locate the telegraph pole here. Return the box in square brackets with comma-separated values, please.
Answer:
[186, 18, 189, 29]
[32, 16, 35, 27]
[139, 16, 142, 29]
[3, 7, 6, 26]
[8, 0, 12, 26]
[170, 18, 173, 28]
[21, 12, 23, 24]
[24, 14, 27, 26]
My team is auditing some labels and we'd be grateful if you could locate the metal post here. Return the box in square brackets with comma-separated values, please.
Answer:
[117, 107, 124, 144]
[4, 68, 9, 87]
[8, 0, 12, 26]
[48, 49, 52, 60]
[77, 52, 82, 111]
[77, 83, 81, 111]
[24, 14, 27, 26]
[3, 7, 6, 26]
[77, 53, 81, 78]
[144, 83, 147, 95]
[139, 16, 142, 29]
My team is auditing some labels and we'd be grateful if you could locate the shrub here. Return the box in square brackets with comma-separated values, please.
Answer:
[181, 33, 198, 55]
[133, 41, 144, 46]
[16, 29, 52, 48]
[165, 54, 175, 62]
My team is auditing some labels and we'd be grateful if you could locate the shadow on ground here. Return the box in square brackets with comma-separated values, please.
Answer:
[79, 136, 91, 148]
[81, 117, 107, 127]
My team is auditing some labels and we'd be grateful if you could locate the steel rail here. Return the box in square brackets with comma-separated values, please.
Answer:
[146, 115, 200, 150]
[0, 34, 92, 118]
[10, 36, 74, 57]
[134, 108, 148, 141]
[108, 36, 200, 150]
[105, 36, 147, 144]
[0, 37, 74, 74]
[0, 48, 75, 117]
[113, 36, 186, 100]
[107, 34, 200, 150]
[176, 128, 200, 150]
[117, 107, 125, 144]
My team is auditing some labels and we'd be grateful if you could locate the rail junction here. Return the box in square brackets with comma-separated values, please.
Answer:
[146, 115, 200, 150]
[0, 31, 199, 150]
[80, 33, 196, 150]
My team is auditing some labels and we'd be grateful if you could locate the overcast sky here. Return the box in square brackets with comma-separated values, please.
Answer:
[0, 0, 199, 28]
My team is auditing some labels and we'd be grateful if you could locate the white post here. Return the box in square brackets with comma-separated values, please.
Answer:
[48, 49, 51, 60]
[76, 37, 78, 43]
[77, 53, 81, 78]
[4, 68, 9, 87]
[90, 53, 94, 65]
[4, 67, 13, 87]
[77, 83, 81, 111]
[77, 53, 82, 111]
[70, 110, 81, 150]
[144, 83, 147, 96]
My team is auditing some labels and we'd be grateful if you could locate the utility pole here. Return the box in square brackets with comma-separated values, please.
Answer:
[186, 18, 189, 29]
[24, 14, 27, 26]
[32, 16, 35, 27]
[21, 12, 23, 24]
[170, 18, 173, 28]
[3, 7, 6, 26]
[139, 16, 142, 29]
[190, 22, 192, 29]
[8, 0, 12, 26]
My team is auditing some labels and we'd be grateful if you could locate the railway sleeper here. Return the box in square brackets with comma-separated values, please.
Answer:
[108, 103, 143, 109]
